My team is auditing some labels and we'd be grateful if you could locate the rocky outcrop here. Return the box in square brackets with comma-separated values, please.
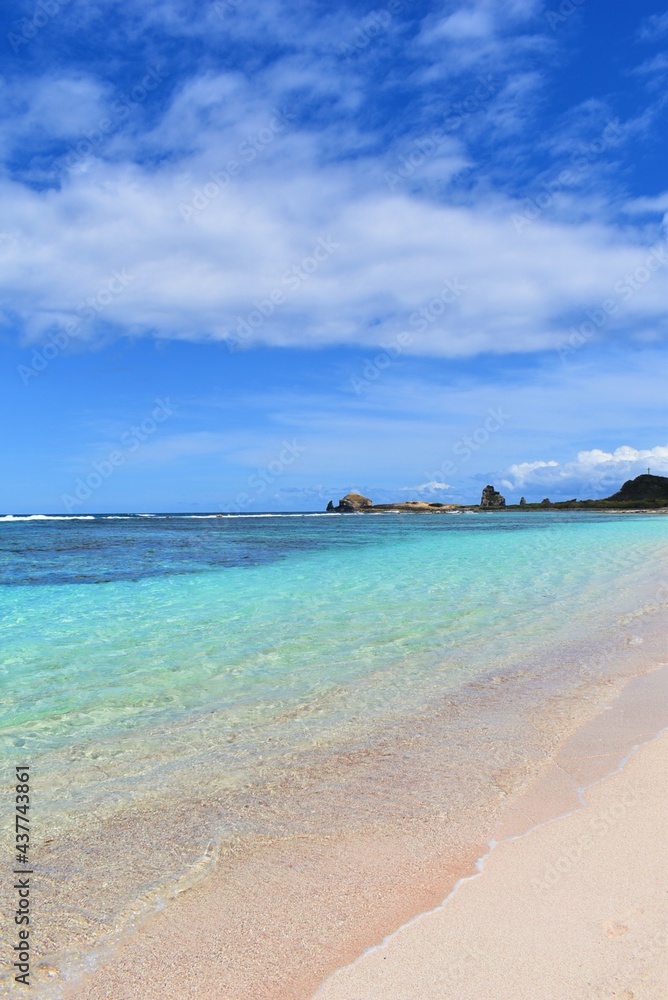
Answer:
[324, 474, 668, 514]
[480, 485, 505, 508]
[326, 494, 464, 513]
[327, 492, 373, 512]
[604, 474, 668, 504]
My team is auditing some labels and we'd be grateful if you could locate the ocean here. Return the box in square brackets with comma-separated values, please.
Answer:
[1, 510, 666, 995]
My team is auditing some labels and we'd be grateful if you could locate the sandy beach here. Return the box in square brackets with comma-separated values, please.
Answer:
[67, 657, 668, 1000]
[317, 667, 668, 1000]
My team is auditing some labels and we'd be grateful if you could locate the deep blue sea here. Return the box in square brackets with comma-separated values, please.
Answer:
[1, 510, 666, 994]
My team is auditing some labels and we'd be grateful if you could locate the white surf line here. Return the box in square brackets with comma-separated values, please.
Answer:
[312, 716, 668, 996]
[36, 839, 223, 1000]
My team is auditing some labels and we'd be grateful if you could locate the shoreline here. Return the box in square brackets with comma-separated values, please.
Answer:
[63, 612, 668, 1000]
[316, 664, 668, 999]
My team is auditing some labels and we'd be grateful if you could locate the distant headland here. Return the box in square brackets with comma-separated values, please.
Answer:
[325, 474, 668, 513]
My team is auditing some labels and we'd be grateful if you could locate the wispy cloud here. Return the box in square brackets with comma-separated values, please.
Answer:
[636, 11, 668, 43]
[400, 480, 452, 493]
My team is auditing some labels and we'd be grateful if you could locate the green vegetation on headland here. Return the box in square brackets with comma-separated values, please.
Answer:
[325, 474, 668, 513]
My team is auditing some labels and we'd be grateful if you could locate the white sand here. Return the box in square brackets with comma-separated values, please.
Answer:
[315, 729, 668, 1000]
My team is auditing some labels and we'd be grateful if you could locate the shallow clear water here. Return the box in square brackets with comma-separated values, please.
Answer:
[0, 511, 666, 993]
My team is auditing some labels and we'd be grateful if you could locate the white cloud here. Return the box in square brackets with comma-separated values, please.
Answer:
[637, 11, 668, 42]
[1, 1, 667, 359]
[501, 445, 668, 498]
[624, 190, 668, 215]
[2, 145, 667, 358]
[632, 52, 668, 80]
[0, 74, 110, 161]
[431, 6, 495, 41]
[400, 480, 452, 493]
[503, 460, 558, 486]
[419, 0, 545, 63]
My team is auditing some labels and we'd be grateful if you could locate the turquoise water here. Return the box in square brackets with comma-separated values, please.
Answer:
[0, 511, 666, 992]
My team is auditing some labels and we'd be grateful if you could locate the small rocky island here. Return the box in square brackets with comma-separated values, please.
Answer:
[325, 474, 668, 513]
[326, 493, 464, 514]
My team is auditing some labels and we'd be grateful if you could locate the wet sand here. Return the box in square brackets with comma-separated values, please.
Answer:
[66, 649, 668, 999]
[317, 667, 668, 999]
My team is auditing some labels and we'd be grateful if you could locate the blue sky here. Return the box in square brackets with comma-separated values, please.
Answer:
[1, 0, 667, 512]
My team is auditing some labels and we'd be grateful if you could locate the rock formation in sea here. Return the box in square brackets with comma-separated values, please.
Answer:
[326, 493, 464, 513]
[327, 492, 374, 512]
[479, 485, 506, 508]
[519, 497, 526, 506]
